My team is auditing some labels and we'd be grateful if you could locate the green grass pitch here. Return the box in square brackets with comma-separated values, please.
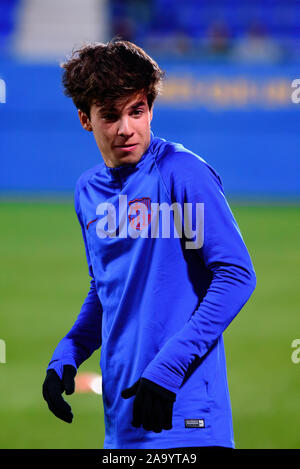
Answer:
[0, 201, 299, 448]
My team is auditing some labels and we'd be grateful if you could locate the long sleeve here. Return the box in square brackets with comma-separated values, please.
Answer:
[141, 150, 256, 393]
[46, 184, 103, 379]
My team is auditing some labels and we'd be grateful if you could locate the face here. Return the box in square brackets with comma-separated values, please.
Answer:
[78, 93, 153, 168]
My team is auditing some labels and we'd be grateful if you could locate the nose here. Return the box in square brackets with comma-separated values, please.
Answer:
[117, 116, 133, 137]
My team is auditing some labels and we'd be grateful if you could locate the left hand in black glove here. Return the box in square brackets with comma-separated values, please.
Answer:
[121, 377, 176, 433]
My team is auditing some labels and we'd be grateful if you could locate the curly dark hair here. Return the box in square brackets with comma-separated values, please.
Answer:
[61, 39, 165, 118]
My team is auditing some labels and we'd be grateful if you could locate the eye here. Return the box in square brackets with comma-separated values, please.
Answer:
[132, 109, 143, 117]
[102, 113, 118, 122]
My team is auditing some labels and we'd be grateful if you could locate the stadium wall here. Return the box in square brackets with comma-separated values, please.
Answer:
[0, 59, 299, 199]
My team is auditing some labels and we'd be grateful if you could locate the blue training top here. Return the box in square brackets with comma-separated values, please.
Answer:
[47, 132, 256, 449]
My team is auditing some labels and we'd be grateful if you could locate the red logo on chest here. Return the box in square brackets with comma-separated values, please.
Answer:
[128, 197, 152, 231]
[86, 218, 98, 230]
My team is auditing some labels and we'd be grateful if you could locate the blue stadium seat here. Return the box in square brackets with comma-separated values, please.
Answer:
[109, 0, 300, 49]
[0, 0, 19, 54]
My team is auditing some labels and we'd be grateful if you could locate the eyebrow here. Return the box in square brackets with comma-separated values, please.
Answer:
[130, 100, 146, 110]
[98, 100, 146, 116]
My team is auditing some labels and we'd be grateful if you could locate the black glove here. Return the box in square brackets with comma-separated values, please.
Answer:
[121, 377, 176, 433]
[42, 365, 76, 423]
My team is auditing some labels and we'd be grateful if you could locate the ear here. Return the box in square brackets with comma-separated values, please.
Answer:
[78, 109, 93, 132]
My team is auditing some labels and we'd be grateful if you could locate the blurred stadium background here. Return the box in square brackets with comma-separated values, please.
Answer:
[0, 0, 299, 449]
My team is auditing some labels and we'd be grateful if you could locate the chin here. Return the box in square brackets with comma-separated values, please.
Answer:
[119, 153, 143, 165]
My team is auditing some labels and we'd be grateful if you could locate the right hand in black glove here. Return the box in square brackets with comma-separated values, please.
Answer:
[42, 365, 76, 423]
[121, 377, 176, 433]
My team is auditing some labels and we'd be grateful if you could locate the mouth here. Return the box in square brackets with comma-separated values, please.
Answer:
[114, 143, 138, 151]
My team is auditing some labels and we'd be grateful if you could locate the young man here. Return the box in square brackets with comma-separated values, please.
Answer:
[42, 40, 256, 449]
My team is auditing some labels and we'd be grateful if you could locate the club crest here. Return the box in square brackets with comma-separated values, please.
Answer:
[128, 197, 152, 231]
